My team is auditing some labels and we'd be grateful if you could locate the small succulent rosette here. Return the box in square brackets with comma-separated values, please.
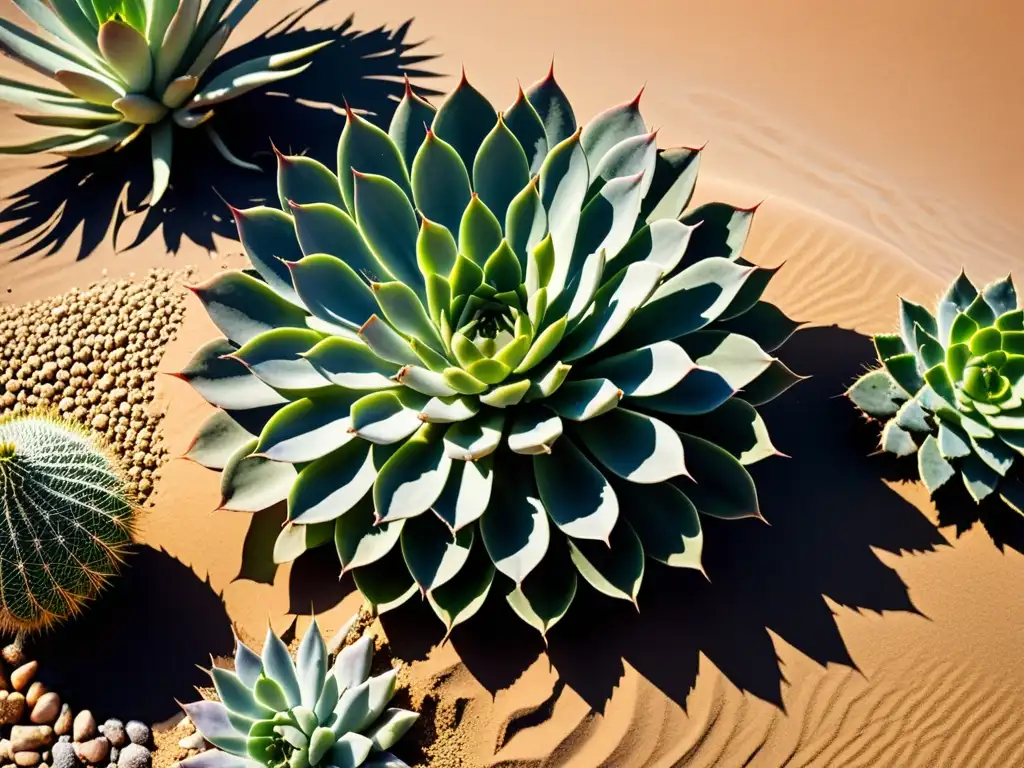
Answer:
[178, 66, 803, 640]
[0, 410, 135, 633]
[182, 616, 417, 768]
[848, 271, 1024, 513]
[0, 0, 329, 202]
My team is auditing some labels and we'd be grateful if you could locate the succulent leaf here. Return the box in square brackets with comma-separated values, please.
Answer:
[182, 701, 248, 754]
[621, 480, 702, 570]
[568, 518, 644, 603]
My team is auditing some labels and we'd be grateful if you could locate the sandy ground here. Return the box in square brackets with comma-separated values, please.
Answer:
[1, 0, 1022, 765]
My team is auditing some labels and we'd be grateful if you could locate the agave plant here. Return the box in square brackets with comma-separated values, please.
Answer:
[177, 67, 803, 638]
[182, 614, 418, 768]
[0, 410, 136, 635]
[0, 0, 329, 203]
[848, 271, 1024, 514]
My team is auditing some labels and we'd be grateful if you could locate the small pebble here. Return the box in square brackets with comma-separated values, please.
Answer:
[30, 693, 61, 725]
[102, 721, 126, 749]
[74, 737, 110, 765]
[11, 662, 38, 692]
[72, 711, 97, 742]
[2, 645, 26, 667]
[11, 726, 52, 753]
[110, 747, 119, 762]
[1, 692, 27, 726]
[50, 743, 74, 768]
[176, 733, 205, 751]
[14, 750, 41, 767]
[0, 738, 12, 761]
[25, 682, 46, 708]
[53, 706, 72, 738]
[124, 723, 148, 748]
[116, 745, 150, 768]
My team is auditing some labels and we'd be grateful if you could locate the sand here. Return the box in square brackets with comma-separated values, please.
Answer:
[1, 0, 1022, 765]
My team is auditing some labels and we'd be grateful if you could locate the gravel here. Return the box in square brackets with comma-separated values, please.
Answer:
[0, 269, 191, 502]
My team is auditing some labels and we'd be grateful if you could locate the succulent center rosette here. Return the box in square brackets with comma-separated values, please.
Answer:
[848, 271, 1024, 513]
[179, 67, 803, 638]
[0, 0, 329, 203]
[182, 615, 418, 768]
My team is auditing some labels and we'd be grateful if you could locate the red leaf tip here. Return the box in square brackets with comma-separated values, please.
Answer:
[270, 140, 288, 163]
[629, 83, 646, 109]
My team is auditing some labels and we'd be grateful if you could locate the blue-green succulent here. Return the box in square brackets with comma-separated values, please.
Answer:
[848, 271, 1024, 514]
[178, 67, 803, 639]
[182, 615, 418, 768]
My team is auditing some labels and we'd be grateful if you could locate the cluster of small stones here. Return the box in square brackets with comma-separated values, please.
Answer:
[0, 269, 193, 502]
[0, 645, 153, 768]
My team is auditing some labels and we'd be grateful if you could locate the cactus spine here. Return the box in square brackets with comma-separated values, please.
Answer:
[0, 411, 137, 634]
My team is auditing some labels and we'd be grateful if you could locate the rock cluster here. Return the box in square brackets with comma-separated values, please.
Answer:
[0, 645, 155, 768]
[0, 268, 192, 502]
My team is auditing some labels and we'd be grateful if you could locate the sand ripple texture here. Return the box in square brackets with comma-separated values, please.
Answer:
[667, 90, 1020, 287]
[472, 652, 1024, 767]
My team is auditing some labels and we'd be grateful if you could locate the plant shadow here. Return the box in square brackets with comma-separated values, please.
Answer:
[873, 438, 1024, 556]
[933, 482, 1024, 554]
[0, 0, 442, 262]
[378, 325, 948, 719]
[26, 545, 234, 723]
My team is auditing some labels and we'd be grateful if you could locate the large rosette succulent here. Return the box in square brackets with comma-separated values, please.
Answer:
[178, 68, 803, 638]
[848, 271, 1024, 514]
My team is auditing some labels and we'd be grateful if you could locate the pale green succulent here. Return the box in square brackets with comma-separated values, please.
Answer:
[848, 271, 1024, 514]
[182, 615, 418, 768]
[0, 0, 329, 203]
[178, 68, 803, 639]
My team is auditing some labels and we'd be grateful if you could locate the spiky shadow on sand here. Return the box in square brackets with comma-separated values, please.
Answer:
[372, 325, 947, 716]
[0, 0, 441, 262]
[26, 546, 234, 723]
[870, 420, 1024, 556]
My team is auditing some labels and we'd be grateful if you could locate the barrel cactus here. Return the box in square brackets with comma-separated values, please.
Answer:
[0, 411, 136, 634]
[182, 615, 418, 768]
[848, 271, 1024, 514]
[0, 0, 329, 203]
[178, 67, 803, 638]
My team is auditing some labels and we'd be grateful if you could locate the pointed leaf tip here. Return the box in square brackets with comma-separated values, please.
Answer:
[630, 84, 646, 108]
